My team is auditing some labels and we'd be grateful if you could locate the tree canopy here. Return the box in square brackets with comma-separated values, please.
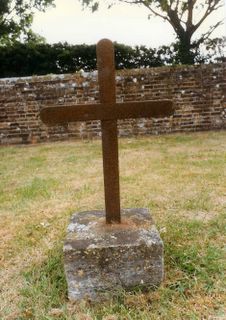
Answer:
[80, 0, 224, 64]
[0, 0, 54, 45]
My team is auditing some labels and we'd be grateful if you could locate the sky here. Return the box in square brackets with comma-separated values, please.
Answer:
[32, 0, 226, 48]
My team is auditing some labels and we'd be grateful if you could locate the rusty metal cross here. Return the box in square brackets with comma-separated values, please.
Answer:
[41, 39, 174, 224]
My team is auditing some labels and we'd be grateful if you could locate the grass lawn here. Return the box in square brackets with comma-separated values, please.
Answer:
[0, 131, 225, 320]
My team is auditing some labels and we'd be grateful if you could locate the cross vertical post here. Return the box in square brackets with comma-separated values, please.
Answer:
[40, 38, 174, 226]
[97, 39, 121, 224]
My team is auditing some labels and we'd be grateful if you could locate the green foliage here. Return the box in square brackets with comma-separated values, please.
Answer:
[20, 247, 67, 318]
[164, 216, 225, 295]
[0, 0, 54, 45]
[0, 38, 224, 78]
[195, 37, 226, 64]
[0, 41, 163, 77]
[16, 177, 58, 200]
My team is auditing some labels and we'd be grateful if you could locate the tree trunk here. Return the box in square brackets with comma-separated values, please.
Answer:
[177, 34, 195, 65]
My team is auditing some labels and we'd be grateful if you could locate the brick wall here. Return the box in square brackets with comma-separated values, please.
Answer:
[0, 63, 225, 144]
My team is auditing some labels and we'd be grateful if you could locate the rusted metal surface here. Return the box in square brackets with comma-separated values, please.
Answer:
[40, 38, 174, 225]
[41, 100, 173, 124]
[97, 39, 121, 224]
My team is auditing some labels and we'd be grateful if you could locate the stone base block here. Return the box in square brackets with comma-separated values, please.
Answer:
[63, 208, 164, 301]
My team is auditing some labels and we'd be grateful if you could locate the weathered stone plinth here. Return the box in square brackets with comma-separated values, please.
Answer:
[63, 208, 164, 301]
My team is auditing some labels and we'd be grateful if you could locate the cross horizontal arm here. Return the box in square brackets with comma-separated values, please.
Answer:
[40, 100, 174, 125]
